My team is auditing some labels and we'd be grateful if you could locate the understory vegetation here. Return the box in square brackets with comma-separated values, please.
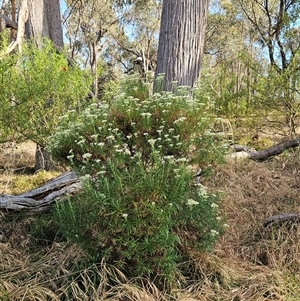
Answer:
[45, 75, 226, 286]
[1, 47, 300, 299]
[0, 0, 300, 296]
[0, 146, 299, 300]
[0, 64, 300, 299]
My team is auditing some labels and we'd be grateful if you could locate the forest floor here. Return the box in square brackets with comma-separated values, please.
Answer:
[0, 134, 300, 300]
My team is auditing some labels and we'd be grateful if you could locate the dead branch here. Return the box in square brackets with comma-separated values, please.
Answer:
[248, 138, 300, 161]
[0, 14, 18, 29]
[230, 138, 300, 161]
[263, 213, 300, 227]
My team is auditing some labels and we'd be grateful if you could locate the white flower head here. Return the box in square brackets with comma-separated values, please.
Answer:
[141, 112, 152, 118]
[187, 198, 199, 206]
[106, 135, 115, 141]
[147, 138, 156, 148]
[77, 139, 85, 145]
[82, 153, 92, 160]
[210, 229, 219, 237]
[164, 155, 175, 161]
[173, 117, 187, 124]
[81, 174, 91, 181]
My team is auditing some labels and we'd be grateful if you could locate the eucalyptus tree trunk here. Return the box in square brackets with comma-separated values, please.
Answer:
[25, 0, 63, 47]
[25, 0, 63, 171]
[10, 0, 17, 42]
[155, 0, 209, 92]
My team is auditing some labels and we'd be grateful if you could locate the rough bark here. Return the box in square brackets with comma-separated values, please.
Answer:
[34, 144, 58, 172]
[0, 171, 81, 212]
[155, 0, 209, 91]
[10, 0, 17, 42]
[25, 0, 63, 48]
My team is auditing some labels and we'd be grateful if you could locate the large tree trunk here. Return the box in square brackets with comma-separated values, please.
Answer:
[25, 0, 63, 171]
[155, 0, 209, 91]
[25, 0, 63, 48]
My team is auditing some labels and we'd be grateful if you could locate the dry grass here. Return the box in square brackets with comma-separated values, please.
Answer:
[0, 141, 61, 194]
[0, 142, 300, 300]
[0, 141, 36, 170]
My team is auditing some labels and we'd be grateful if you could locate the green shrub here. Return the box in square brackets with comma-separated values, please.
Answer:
[0, 38, 92, 145]
[48, 76, 225, 286]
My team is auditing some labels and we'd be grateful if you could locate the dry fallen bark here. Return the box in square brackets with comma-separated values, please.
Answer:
[0, 171, 81, 212]
[263, 213, 300, 227]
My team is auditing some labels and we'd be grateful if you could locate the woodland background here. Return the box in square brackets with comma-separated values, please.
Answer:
[0, 0, 300, 300]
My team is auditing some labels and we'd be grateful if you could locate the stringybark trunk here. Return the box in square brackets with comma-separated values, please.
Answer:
[25, 0, 63, 48]
[155, 0, 209, 92]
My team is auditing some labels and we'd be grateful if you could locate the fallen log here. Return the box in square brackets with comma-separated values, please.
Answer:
[0, 14, 18, 30]
[248, 138, 300, 161]
[230, 137, 300, 161]
[263, 213, 300, 227]
[0, 171, 81, 212]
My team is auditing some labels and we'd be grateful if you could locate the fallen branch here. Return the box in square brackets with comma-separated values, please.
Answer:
[0, 171, 81, 212]
[229, 137, 300, 161]
[263, 213, 300, 227]
[248, 138, 300, 161]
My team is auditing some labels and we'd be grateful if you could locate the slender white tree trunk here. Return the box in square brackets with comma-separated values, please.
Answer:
[155, 0, 209, 91]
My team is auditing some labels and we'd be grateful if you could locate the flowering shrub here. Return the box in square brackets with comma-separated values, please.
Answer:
[48, 76, 225, 286]
[49, 76, 225, 174]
